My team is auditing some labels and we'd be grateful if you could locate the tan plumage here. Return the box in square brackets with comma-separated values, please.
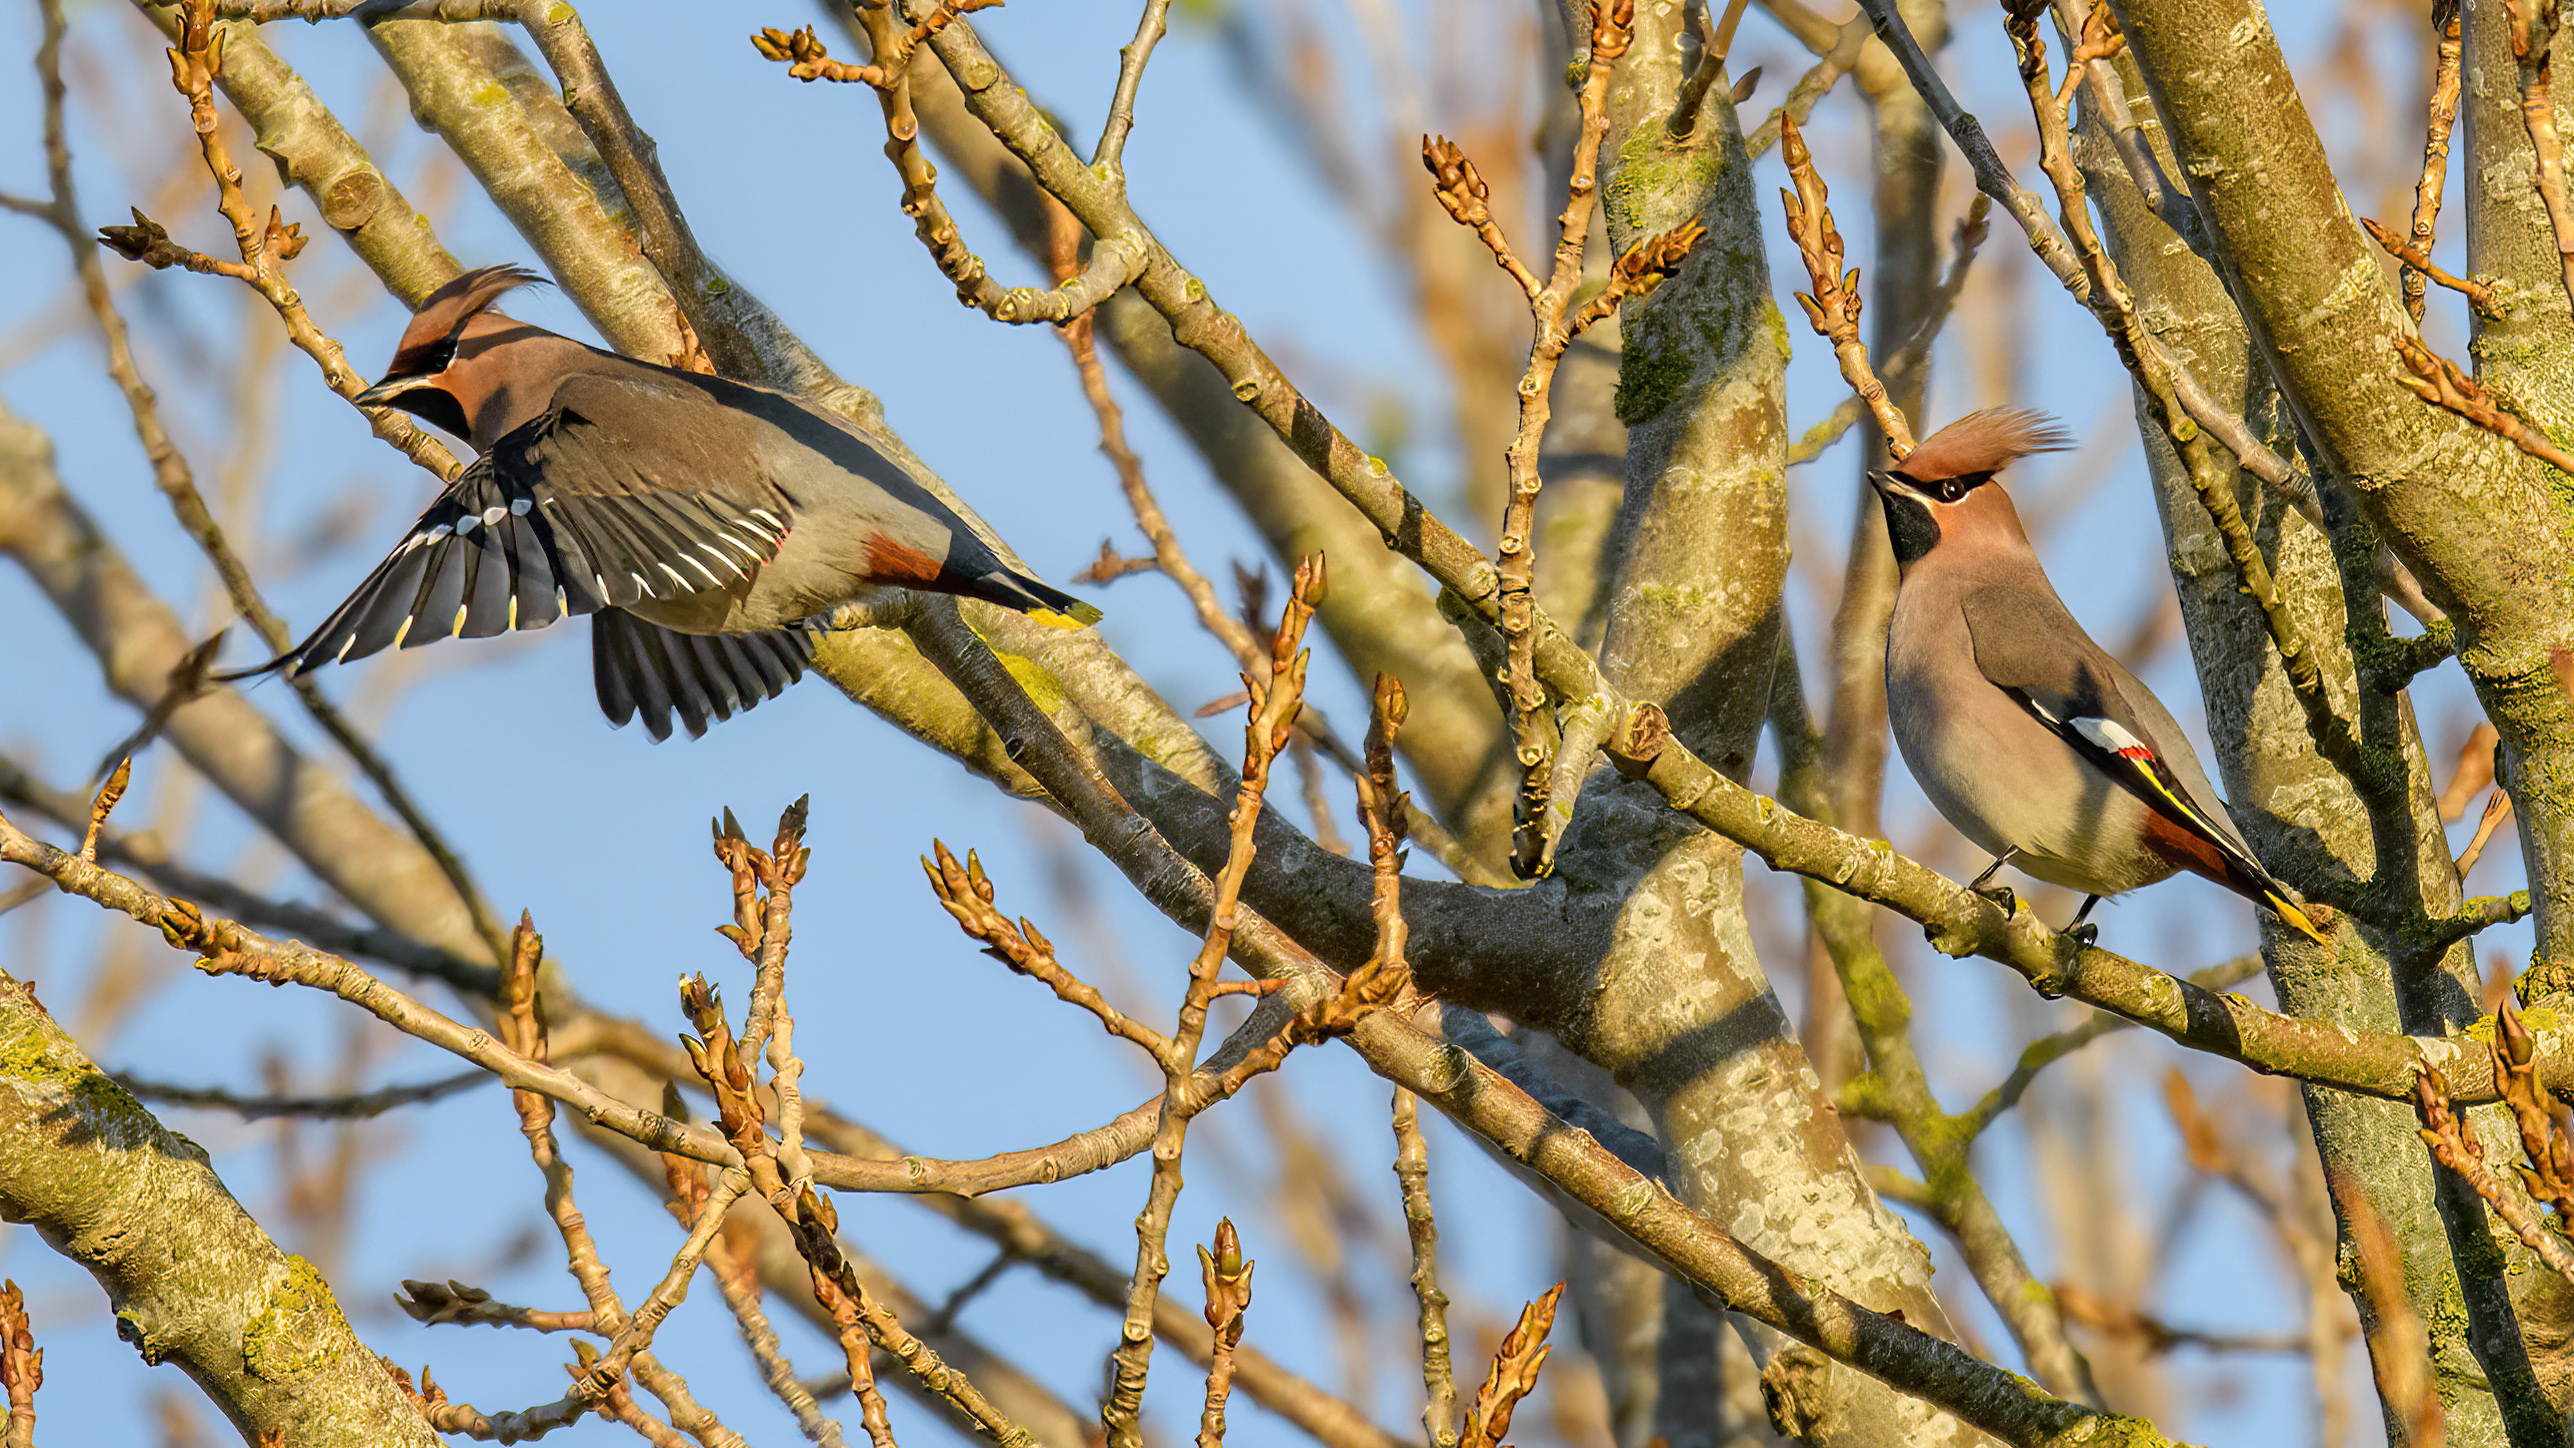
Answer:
[228, 265, 1099, 740]
[1873, 408, 2325, 947]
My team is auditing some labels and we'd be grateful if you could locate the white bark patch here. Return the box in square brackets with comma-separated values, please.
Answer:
[2, 1076, 157, 1154]
[2147, 969, 2185, 1020]
[2483, 155, 2554, 223]
[1700, 1052, 1936, 1293]
[2225, 11, 2272, 56]
[2173, 525, 2230, 578]
[2292, 253, 2397, 334]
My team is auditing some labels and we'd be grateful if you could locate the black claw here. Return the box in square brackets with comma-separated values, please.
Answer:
[2068, 923, 2099, 947]
[1972, 882, 2017, 916]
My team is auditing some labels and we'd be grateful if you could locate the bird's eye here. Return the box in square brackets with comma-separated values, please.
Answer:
[416, 337, 458, 374]
[1935, 478, 1968, 503]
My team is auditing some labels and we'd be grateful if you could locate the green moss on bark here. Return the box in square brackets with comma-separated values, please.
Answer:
[245, 1255, 349, 1382]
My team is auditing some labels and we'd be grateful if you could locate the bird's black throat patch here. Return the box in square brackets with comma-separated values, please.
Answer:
[1877, 487, 1941, 566]
[385, 385, 469, 440]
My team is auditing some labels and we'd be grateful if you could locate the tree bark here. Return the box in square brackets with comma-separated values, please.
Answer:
[2080, 44, 2555, 1444]
[1574, 4, 1987, 1442]
[2108, 0, 2574, 985]
[0, 966, 436, 1447]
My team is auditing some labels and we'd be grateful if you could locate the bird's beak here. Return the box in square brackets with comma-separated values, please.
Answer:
[1864, 469, 1899, 496]
[354, 372, 434, 408]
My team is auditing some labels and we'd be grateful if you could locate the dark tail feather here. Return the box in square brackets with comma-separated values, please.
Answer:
[964, 568, 1102, 629]
[212, 654, 291, 686]
[2195, 840, 2331, 949]
[590, 611, 813, 741]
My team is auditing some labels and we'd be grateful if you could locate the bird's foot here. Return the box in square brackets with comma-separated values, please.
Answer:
[2067, 922, 2099, 948]
[1971, 882, 2018, 917]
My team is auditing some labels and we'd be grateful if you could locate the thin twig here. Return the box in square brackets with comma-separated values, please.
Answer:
[398, 1279, 597, 1334]
[2415, 1064, 2574, 1284]
[1420, 137, 1542, 298]
[1194, 1219, 1252, 1448]
[0, 1282, 38, 1448]
[2362, 216, 2495, 317]
[1353, 673, 1450, 1445]
[1102, 559, 1322, 1448]
[1744, 21, 1863, 158]
[1777, 113, 1915, 457]
[385, 1359, 598, 1443]
[2048, 6, 2123, 129]
[925, 841, 1173, 1060]
[117, 1067, 488, 1119]
[77, 757, 130, 864]
[2439, 723, 2502, 820]
[1787, 196, 1988, 463]
[1047, 231, 1260, 670]
[1096, 0, 1174, 174]
[2404, 0, 2466, 324]
[2509, 0, 2574, 316]
[2053, 1284, 2305, 1358]
[2459, 788, 2516, 876]
[2394, 334, 2574, 472]
[1668, 0, 1726, 139]
[713, 797, 809, 1074]
[1391, 1089, 1455, 1448]
[753, 19, 1139, 324]
[577, 1167, 753, 1403]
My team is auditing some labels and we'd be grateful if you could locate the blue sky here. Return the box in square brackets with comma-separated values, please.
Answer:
[0, 1, 2506, 1444]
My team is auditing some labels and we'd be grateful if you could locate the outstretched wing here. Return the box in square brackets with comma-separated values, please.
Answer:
[226, 394, 794, 680]
[591, 609, 812, 742]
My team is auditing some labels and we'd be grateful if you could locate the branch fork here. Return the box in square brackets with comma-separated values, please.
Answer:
[1418, 0, 1700, 880]
[753, 9, 1142, 327]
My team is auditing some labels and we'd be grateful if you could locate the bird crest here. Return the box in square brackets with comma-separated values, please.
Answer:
[386, 264, 550, 376]
[1894, 406, 2072, 483]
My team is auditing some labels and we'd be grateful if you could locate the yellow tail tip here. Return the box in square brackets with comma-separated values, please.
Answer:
[1029, 601, 1103, 630]
[2269, 892, 2330, 948]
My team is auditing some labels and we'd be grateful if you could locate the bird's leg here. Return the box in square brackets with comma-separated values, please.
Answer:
[2065, 894, 2101, 947]
[1967, 849, 2021, 916]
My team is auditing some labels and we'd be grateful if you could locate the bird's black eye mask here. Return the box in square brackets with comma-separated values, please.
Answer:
[402, 336, 459, 380]
[368, 327, 470, 437]
[1869, 468, 1995, 565]
[1924, 469, 1994, 503]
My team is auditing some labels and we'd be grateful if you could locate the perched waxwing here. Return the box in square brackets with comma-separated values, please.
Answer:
[227, 264, 1099, 740]
[1872, 407, 2326, 946]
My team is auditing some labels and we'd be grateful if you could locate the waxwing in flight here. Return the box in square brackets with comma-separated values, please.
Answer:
[228, 264, 1098, 740]
[1873, 406, 2326, 946]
